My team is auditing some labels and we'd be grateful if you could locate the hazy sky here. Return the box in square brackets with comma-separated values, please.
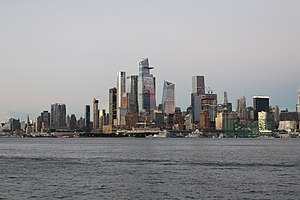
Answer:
[1, 0, 300, 121]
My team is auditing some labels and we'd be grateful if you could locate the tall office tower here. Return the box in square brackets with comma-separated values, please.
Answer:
[201, 94, 218, 129]
[253, 96, 269, 121]
[126, 75, 138, 114]
[161, 80, 175, 115]
[191, 75, 205, 124]
[138, 58, 156, 116]
[69, 114, 77, 130]
[192, 76, 205, 95]
[85, 105, 91, 132]
[109, 87, 117, 126]
[297, 87, 300, 112]
[117, 71, 127, 125]
[50, 103, 66, 129]
[41, 111, 50, 129]
[236, 96, 247, 120]
[93, 98, 99, 131]
[222, 91, 228, 104]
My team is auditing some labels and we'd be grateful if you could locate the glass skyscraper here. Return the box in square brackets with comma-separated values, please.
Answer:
[191, 75, 206, 124]
[138, 58, 156, 116]
[126, 75, 138, 114]
[161, 80, 175, 115]
[117, 71, 126, 125]
[253, 96, 270, 121]
[50, 103, 66, 129]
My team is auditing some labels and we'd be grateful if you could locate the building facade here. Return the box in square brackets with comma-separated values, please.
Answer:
[93, 98, 99, 131]
[50, 103, 66, 129]
[109, 87, 117, 126]
[117, 71, 127, 125]
[85, 105, 90, 132]
[126, 75, 138, 114]
[191, 75, 205, 124]
[161, 80, 175, 115]
[253, 96, 270, 121]
[138, 58, 156, 116]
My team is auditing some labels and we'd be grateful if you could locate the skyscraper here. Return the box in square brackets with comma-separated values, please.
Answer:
[297, 87, 300, 112]
[109, 87, 117, 126]
[237, 96, 247, 120]
[85, 105, 90, 132]
[253, 96, 269, 121]
[69, 114, 77, 130]
[126, 75, 138, 114]
[117, 71, 126, 125]
[93, 98, 99, 131]
[50, 103, 66, 129]
[161, 80, 175, 115]
[191, 75, 205, 124]
[138, 58, 156, 116]
[41, 111, 50, 129]
[192, 76, 205, 95]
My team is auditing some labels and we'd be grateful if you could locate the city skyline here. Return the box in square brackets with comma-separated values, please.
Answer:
[1, 0, 300, 121]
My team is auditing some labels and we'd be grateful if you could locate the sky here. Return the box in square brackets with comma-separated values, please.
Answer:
[0, 0, 300, 121]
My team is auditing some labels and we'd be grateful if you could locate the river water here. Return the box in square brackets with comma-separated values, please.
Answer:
[0, 138, 299, 200]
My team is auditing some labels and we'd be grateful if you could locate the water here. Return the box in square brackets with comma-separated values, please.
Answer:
[0, 138, 299, 200]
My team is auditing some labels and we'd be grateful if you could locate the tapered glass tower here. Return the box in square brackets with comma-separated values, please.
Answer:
[161, 80, 175, 115]
[138, 58, 156, 116]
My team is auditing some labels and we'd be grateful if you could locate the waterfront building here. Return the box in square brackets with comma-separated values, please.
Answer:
[236, 96, 247, 120]
[109, 87, 117, 126]
[50, 103, 67, 129]
[278, 111, 299, 133]
[201, 94, 218, 124]
[253, 96, 270, 121]
[297, 87, 300, 113]
[271, 106, 280, 129]
[258, 111, 272, 134]
[191, 75, 205, 124]
[69, 114, 77, 130]
[126, 75, 138, 114]
[154, 110, 164, 127]
[185, 114, 193, 130]
[199, 110, 210, 130]
[215, 112, 236, 131]
[161, 80, 175, 115]
[93, 98, 99, 131]
[41, 111, 50, 129]
[117, 71, 127, 125]
[138, 58, 156, 116]
[35, 116, 42, 132]
[85, 105, 91, 132]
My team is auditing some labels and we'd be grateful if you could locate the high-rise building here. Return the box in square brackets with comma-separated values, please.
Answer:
[69, 114, 77, 130]
[93, 98, 99, 131]
[41, 111, 50, 129]
[297, 87, 300, 112]
[117, 71, 127, 125]
[50, 103, 66, 129]
[192, 76, 205, 95]
[253, 96, 269, 121]
[191, 75, 205, 124]
[237, 96, 247, 120]
[161, 80, 175, 115]
[109, 87, 117, 126]
[222, 91, 228, 104]
[138, 58, 156, 116]
[85, 105, 90, 132]
[126, 75, 138, 114]
[201, 94, 218, 129]
[258, 111, 272, 134]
